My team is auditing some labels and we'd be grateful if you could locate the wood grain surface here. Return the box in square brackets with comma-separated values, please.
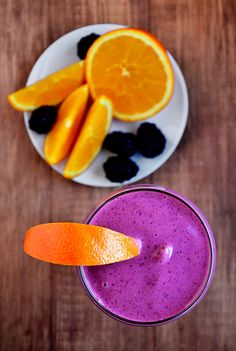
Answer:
[0, 0, 235, 350]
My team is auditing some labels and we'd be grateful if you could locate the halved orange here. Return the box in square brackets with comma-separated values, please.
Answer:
[8, 61, 85, 111]
[64, 95, 113, 179]
[24, 223, 140, 265]
[86, 28, 174, 122]
[44, 84, 89, 165]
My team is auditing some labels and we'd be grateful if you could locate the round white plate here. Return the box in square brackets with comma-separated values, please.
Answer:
[24, 24, 189, 187]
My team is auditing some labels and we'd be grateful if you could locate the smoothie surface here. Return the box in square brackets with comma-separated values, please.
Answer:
[81, 189, 211, 322]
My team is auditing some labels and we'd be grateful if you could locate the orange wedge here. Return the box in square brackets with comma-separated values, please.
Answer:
[64, 95, 113, 179]
[44, 84, 89, 165]
[8, 61, 85, 111]
[24, 223, 140, 265]
[86, 28, 174, 122]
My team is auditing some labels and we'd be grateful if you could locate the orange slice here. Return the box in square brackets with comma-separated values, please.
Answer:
[64, 95, 113, 179]
[8, 61, 85, 111]
[86, 28, 174, 122]
[24, 223, 140, 265]
[44, 84, 89, 165]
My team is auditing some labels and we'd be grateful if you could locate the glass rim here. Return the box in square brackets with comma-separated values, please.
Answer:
[78, 184, 216, 326]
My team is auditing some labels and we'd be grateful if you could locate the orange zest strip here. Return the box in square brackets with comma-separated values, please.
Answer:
[24, 223, 140, 266]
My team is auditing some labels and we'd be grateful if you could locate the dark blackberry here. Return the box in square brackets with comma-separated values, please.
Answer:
[77, 33, 100, 59]
[103, 156, 139, 182]
[29, 106, 57, 134]
[137, 122, 166, 158]
[103, 131, 137, 157]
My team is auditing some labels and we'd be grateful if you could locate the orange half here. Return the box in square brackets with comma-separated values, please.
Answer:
[86, 28, 174, 121]
[8, 61, 85, 111]
[24, 223, 140, 265]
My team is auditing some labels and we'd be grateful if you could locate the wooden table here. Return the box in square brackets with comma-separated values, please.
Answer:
[1, 0, 235, 350]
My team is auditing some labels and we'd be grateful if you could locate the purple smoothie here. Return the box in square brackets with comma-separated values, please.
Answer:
[80, 187, 214, 323]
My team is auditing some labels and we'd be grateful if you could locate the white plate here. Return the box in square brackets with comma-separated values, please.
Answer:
[24, 24, 189, 187]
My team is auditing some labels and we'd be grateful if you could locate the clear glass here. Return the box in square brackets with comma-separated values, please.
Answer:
[78, 184, 216, 326]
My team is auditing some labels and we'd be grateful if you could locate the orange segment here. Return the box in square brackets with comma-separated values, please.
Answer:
[24, 223, 140, 266]
[86, 28, 174, 122]
[64, 95, 113, 179]
[8, 61, 85, 111]
[44, 84, 89, 165]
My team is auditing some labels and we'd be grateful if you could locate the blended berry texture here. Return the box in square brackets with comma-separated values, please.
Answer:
[82, 189, 211, 322]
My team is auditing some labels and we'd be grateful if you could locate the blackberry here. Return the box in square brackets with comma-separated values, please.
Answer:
[77, 33, 100, 59]
[103, 131, 137, 157]
[103, 156, 139, 183]
[137, 122, 166, 158]
[29, 106, 57, 134]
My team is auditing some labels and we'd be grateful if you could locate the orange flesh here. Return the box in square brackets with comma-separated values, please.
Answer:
[44, 84, 89, 165]
[86, 29, 174, 121]
[64, 95, 113, 179]
[8, 61, 85, 111]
